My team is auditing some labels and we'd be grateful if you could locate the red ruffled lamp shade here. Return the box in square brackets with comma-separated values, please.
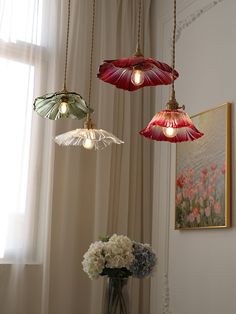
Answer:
[140, 0, 204, 144]
[140, 109, 204, 143]
[98, 0, 178, 92]
[97, 55, 179, 91]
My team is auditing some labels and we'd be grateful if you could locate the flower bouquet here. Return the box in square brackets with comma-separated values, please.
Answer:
[82, 234, 157, 314]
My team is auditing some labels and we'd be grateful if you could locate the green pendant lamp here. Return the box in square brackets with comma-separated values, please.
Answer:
[33, 0, 90, 120]
[54, 0, 124, 150]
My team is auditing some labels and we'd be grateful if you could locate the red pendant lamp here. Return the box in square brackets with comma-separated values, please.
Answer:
[140, 0, 203, 143]
[97, 0, 179, 91]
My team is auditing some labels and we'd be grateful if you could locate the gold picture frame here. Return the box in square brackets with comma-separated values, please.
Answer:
[175, 103, 231, 230]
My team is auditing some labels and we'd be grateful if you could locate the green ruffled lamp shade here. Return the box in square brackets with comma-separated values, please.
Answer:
[33, 0, 91, 121]
[54, 0, 124, 151]
[33, 91, 92, 120]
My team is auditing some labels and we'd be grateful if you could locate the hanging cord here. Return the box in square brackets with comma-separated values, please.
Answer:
[167, 0, 184, 110]
[171, 0, 176, 102]
[88, 0, 96, 110]
[85, 0, 96, 127]
[135, 0, 143, 56]
[137, 0, 142, 50]
[63, 0, 71, 91]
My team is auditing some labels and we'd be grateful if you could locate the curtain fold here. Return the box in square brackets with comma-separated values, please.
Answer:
[49, 1, 153, 314]
[0, 0, 154, 313]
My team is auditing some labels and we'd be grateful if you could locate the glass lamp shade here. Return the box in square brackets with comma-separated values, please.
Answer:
[54, 128, 124, 150]
[97, 56, 179, 91]
[33, 91, 91, 120]
[140, 109, 204, 143]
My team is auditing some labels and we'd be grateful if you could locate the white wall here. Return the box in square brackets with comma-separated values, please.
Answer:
[151, 1, 236, 314]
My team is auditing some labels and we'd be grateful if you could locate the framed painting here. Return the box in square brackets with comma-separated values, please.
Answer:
[175, 103, 231, 230]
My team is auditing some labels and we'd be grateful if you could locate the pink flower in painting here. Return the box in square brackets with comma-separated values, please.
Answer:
[203, 191, 208, 200]
[201, 168, 208, 176]
[183, 188, 188, 198]
[188, 188, 195, 201]
[196, 214, 201, 224]
[188, 213, 195, 223]
[187, 168, 194, 178]
[188, 207, 201, 223]
[195, 181, 199, 189]
[193, 207, 199, 218]
[176, 162, 226, 228]
[207, 185, 215, 196]
[176, 174, 186, 189]
[196, 180, 204, 193]
[221, 163, 226, 175]
[209, 175, 217, 185]
[198, 197, 204, 207]
[200, 207, 205, 216]
[188, 179, 194, 187]
[210, 163, 217, 171]
[209, 195, 215, 206]
[176, 193, 183, 205]
[200, 168, 208, 183]
[205, 206, 211, 217]
[185, 169, 194, 187]
[181, 201, 187, 209]
[214, 202, 221, 215]
[188, 210, 200, 224]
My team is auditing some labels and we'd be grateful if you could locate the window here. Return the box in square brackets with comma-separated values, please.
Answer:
[0, 0, 43, 261]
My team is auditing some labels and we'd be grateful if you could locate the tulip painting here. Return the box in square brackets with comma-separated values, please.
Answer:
[175, 103, 231, 229]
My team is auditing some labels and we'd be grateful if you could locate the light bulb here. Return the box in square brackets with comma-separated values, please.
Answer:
[59, 101, 69, 114]
[83, 138, 95, 150]
[163, 127, 178, 138]
[131, 69, 144, 86]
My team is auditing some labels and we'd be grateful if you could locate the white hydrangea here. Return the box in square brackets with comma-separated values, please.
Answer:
[103, 234, 134, 269]
[82, 241, 105, 279]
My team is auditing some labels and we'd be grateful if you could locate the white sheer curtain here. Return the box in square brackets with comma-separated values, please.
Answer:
[0, 0, 55, 313]
[0, 0, 154, 313]
[0, 0, 42, 262]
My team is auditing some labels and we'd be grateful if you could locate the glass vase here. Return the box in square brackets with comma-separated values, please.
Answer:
[105, 277, 128, 314]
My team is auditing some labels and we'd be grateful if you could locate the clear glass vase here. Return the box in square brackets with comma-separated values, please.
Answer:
[105, 277, 128, 314]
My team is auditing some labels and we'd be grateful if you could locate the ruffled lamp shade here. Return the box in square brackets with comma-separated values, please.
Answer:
[33, 0, 90, 121]
[54, 127, 124, 150]
[54, 0, 124, 151]
[33, 91, 90, 120]
[140, 109, 204, 143]
[140, 0, 204, 144]
[97, 56, 179, 91]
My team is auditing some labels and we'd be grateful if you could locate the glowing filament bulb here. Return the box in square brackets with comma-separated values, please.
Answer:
[59, 101, 69, 114]
[163, 127, 178, 138]
[83, 138, 95, 150]
[83, 129, 95, 150]
[131, 68, 144, 86]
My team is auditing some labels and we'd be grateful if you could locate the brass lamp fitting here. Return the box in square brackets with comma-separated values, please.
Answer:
[84, 114, 95, 129]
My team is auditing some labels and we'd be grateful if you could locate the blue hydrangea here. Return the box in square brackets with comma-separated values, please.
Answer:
[130, 242, 157, 278]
